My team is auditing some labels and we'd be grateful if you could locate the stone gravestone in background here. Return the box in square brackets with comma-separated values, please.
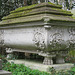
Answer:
[0, 59, 12, 75]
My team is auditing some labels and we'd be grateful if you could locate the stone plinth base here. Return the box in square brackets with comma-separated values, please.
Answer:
[56, 57, 65, 64]
[0, 70, 12, 75]
[43, 57, 53, 65]
[8, 60, 74, 72]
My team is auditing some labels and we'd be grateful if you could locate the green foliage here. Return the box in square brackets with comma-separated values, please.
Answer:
[65, 56, 75, 63]
[48, 67, 56, 75]
[64, 50, 75, 63]
[69, 50, 75, 57]
[0, 0, 24, 20]
[48, 67, 75, 75]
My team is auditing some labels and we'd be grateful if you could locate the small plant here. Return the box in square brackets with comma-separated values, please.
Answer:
[48, 67, 56, 75]
[0, 54, 2, 59]
[65, 56, 75, 63]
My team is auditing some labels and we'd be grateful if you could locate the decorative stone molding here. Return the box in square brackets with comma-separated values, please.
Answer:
[6, 48, 13, 59]
[33, 27, 45, 50]
[68, 27, 75, 49]
[56, 56, 65, 64]
[47, 27, 75, 51]
[6, 48, 13, 53]
[56, 51, 68, 64]
[38, 50, 68, 64]
[43, 57, 53, 65]
[38, 51, 56, 65]
[48, 27, 65, 50]
[43, 16, 51, 24]
[0, 30, 4, 46]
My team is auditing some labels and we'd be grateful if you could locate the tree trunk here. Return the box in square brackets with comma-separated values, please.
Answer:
[24, 0, 27, 6]
[32, 0, 38, 4]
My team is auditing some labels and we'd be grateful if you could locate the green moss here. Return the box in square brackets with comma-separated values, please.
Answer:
[3, 8, 72, 20]
[2, 2, 71, 20]
[3, 10, 32, 20]
[72, 17, 75, 19]
[10, 2, 62, 14]
[0, 14, 44, 26]
[48, 2, 62, 8]
[1, 2, 74, 24]
[10, 4, 37, 13]
[68, 50, 75, 57]
[51, 8, 72, 15]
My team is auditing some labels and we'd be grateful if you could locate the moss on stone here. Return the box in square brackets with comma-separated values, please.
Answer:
[2, 7, 72, 20]
[0, 2, 75, 26]
[51, 8, 72, 15]
[0, 14, 44, 26]
[2, 2, 72, 20]
[10, 2, 62, 14]
[3, 10, 32, 20]
[72, 17, 75, 19]
[48, 2, 62, 8]
[10, 4, 37, 13]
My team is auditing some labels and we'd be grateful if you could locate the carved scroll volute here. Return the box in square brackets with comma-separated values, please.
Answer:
[0, 30, 4, 45]
[33, 27, 45, 50]
[48, 27, 68, 51]
[68, 27, 75, 49]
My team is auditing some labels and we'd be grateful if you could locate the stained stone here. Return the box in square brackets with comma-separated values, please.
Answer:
[0, 70, 12, 75]
[43, 57, 53, 65]
[56, 57, 65, 64]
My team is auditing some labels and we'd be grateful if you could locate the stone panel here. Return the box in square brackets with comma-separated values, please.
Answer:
[47, 26, 75, 51]
[0, 70, 12, 75]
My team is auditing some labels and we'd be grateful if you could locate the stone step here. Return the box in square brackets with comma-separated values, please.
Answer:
[0, 59, 2, 70]
[8, 60, 74, 72]
[0, 70, 12, 75]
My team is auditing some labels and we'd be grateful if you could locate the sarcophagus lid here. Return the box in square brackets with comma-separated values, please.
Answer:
[0, 2, 75, 52]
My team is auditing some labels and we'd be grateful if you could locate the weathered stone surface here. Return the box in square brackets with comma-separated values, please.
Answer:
[56, 57, 65, 64]
[0, 70, 12, 75]
[43, 57, 53, 65]
[71, 9, 75, 19]
[0, 2, 75, 65]
[0, 2, 74, 26]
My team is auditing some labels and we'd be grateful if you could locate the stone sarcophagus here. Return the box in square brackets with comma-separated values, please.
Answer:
[0, 2, 75, 65]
